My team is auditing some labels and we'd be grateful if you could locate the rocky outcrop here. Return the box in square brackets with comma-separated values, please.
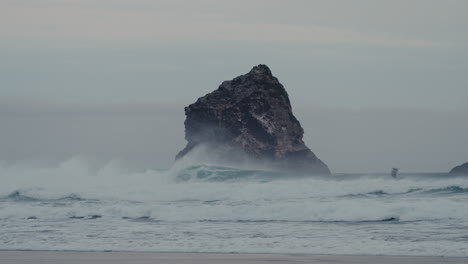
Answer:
[450, 162, 468, 175]
[176, 64, 330, 175]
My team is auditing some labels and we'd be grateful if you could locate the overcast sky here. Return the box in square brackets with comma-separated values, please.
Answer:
[1, 0, 467, 172]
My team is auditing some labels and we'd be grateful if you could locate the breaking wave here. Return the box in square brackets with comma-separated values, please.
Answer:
[1, 158, 468, 255]
[0, 158, 467, 222]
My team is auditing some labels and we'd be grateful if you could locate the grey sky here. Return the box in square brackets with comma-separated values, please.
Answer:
[1, 0, 467, 172]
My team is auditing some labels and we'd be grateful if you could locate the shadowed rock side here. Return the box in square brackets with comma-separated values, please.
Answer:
[176, 64, 330, 175]
[450, 162, 468, 175]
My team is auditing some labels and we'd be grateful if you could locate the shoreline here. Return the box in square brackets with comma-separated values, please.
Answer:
[1, 248, 466, 257]
[1, 250, 467, 264]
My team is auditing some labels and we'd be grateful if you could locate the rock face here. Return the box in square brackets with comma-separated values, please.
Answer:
[450, 162, 468, 174]
[176, 64, 330, 175]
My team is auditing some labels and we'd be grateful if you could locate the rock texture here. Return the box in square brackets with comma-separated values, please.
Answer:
[450, 162, 468, 174]
[176, 64, 330, 175]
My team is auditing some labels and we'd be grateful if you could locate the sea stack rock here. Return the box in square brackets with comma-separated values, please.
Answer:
[450, 162, 468, 175]
[176, 64, 330, 175]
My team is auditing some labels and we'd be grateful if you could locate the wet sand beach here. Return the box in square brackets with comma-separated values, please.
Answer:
[1, 251, 467, 264]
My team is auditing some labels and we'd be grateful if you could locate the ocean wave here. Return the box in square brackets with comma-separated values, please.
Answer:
[198, 217, 402, 224]
[423, 185, 468, 194]
[0, 190, 96, 203]
[343, 186, 468, 198]
[342, 189, 420, 198]
[0, 190, 466, 223]
[1, 158, 468, 256]
[174, 164, 289, 182]
[0, 158, 468, 223]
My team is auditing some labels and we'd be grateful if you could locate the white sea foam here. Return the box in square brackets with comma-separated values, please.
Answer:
[0, 157, 467, 256]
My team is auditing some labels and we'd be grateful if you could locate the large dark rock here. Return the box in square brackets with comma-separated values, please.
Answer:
[176, 64, 330, 175]
[450, 162, 468, 175]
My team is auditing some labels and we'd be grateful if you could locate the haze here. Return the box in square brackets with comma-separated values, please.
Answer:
[1, 0, 467, 173]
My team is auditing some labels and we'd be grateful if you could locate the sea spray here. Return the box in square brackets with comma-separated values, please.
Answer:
[0, 157, 467, 255]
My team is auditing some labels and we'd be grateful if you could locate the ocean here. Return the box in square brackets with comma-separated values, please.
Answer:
[1, 157, 467, 256]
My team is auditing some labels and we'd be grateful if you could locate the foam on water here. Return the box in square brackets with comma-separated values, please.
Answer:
[0, 157, 467, 256]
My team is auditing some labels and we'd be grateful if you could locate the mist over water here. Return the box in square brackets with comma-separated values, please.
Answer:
[0, 157, 467, 256]
[1, 0, 468, 258]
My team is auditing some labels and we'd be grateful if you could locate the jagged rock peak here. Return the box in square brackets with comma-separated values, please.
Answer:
[249, 64, 273, 76]
[176, 64, 330, 175]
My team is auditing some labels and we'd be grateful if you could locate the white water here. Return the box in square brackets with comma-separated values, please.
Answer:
[1, 157, 467, 256]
